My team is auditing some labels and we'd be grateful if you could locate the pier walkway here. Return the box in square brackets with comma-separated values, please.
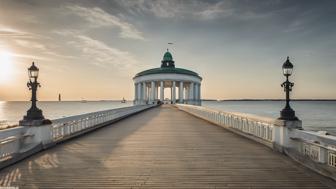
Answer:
[0, 105, 334, 188]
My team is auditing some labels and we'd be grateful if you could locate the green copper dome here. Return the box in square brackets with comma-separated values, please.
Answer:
[134, 67, 201, 79]
[134, 50, 202, 79]
[161, 50, 175, 68]
[163, 51, 173, 61]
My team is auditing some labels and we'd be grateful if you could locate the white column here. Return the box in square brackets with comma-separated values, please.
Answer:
[137, 83, 141, 101]
[195, 83, 200, 105]
[172, 81, 176, 104]
[170, 87, 172, 103]
[142, 82, 147, 104]
[198, 83, 201, 105]
[185, 86, 189, 102]
[151, 81, 155, 103]
[134, 83, 137, 102]
[160, 81, 164, 101]
[147, 86, 150, 101]
[154, 82, 159, 100]
[195, 83, 199, 100]
[189, 82, 194, 104]
[179, 81, 183, 103]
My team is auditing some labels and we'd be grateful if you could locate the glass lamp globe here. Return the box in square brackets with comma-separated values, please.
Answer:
[282, 57, 293, 76]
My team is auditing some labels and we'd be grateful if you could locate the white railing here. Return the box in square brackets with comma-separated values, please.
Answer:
[329, 152, 336, 168]
[51, 106, 148, 141]
[0, 127, 27, 161]
[176, 104, 275, 143]
[289, 129, 336, 168]
[176, 104, 336, 180]
[0, 136, 19, 160]
[302, 142, 320, 161]
[50, 105, 151, 142]
[0, 104, 156, 166]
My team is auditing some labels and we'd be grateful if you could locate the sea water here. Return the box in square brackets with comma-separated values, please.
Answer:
[0, 101, 133, 127]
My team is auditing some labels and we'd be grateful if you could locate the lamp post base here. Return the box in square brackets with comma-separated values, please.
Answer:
[19, 119, 52, 126]
[19, 107, 52, 126]
[279, 108, 298, 121]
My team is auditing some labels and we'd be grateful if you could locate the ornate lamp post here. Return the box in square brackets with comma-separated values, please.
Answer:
[20, 62, 51, 126]
[279, 57, 298, 121]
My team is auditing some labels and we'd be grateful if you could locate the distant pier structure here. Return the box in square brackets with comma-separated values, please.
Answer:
[133, 50, 202, 105]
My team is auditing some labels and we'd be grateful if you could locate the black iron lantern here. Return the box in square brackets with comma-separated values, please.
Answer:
[279, 57, 298, 121]
[282, 57, 293, 77]
[28, 62, 39, 81]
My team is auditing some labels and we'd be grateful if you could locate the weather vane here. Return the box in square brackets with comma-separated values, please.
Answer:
[167, 42, 173, 51]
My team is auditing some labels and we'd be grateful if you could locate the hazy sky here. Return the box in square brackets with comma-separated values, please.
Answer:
[0, 0, 335, 101]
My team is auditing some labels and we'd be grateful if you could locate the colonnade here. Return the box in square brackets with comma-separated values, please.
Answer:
[134, 81, 201, 105]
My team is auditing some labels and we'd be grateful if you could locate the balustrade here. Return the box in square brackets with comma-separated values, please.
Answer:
[176, 104, 336, 173]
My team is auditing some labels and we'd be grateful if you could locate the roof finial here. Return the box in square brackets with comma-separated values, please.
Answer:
[287, 56, 289, 61]
[167, 42, 173, 53]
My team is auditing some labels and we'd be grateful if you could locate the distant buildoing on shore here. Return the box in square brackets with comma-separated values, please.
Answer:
[133, 50, 202, 105]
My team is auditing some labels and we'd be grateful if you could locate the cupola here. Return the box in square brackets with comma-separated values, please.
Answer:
[161, 49, 175, 68]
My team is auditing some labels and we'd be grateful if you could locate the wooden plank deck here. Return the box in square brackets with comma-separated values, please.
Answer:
[0, 105, 334, 188]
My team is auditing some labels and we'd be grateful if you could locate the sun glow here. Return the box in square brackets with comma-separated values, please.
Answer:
[0, 50, 14, 83]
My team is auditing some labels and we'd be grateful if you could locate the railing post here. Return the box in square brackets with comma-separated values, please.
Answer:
[24, 124, 53, 146]
[273, 119, 302, 152]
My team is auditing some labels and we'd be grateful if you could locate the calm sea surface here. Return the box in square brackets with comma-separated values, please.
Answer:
[0, 101, 335, 134]
[202, 101, 336, 133]
[0, 101, 133, 127]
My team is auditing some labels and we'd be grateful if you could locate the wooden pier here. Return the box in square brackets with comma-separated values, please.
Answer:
[0, 105, 334, 188]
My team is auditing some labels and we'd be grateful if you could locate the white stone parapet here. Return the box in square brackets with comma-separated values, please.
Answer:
[175, 104, 336, 181]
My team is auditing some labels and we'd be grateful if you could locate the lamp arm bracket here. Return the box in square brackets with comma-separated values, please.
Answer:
[27, 82, 32, 90]
[281, 82, 286, 87]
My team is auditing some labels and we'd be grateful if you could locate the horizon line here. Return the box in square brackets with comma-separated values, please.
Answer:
[1, 98, 336, 102]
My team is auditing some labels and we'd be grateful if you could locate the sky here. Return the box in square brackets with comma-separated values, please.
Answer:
[0, 0, 335, 101]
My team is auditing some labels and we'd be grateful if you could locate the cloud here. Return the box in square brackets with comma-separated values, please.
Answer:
[116, 0, 191, 18]
[196, 1, 234, 19]
[67, 35, 138, 70]
[13, 38, 76, 61]
[0, 27, 33, 38]
[116, 0, 234, 19]
[15, 39, 47, 51]
[11, 53, 47, 61]
[114, 0, 296, 22]
[65, 5, 144, 40]
[135, 1, 181, 18]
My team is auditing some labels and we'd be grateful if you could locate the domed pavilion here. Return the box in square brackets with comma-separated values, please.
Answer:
[133, 50, 202, 105]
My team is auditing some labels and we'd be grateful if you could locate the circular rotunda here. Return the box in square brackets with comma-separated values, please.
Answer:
[133, 50, 202, 105]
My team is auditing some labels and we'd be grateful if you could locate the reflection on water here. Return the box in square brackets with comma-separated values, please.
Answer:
[202, 101, 336, 133]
